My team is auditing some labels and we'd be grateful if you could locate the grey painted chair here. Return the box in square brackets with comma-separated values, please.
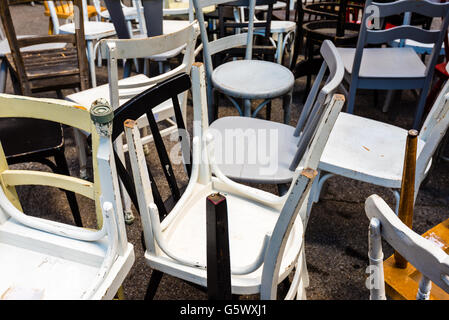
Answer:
[208, 39, 344, 190]
[340, 0, 449, 129]
[192, 0, 295, 124]
[365, 194, 449, 300]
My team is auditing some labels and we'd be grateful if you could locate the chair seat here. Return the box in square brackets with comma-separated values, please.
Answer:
[66, 74, 175, 121]
[59, 21, 116, 39]
[253, 20, 296, 35]
[99, 6, 138, 20]
[319, 112, 430, 189]
[0, 36, 66, 57]
[390, 38, 446, 56]
[131, 20, 191, 61]
[0, 218, 134, 300]
[255, 1, 287, 11]
[162, 20, 192, 34]
[303, 20, 359, 42]
[212, 60, 294, 99]
[146, 180, 304, 295]
[5, 47, 82, 91]
[269, 20, 296, 33]
[0, 118, 63, 159]
[337, 47, 427, 79]
[208, 116, 298, 184]
[44, 4, 102, 19]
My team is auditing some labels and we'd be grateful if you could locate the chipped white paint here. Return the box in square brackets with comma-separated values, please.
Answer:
[125, 63, 344, 298]
[0, 94, 134, 299]
[365, 194, 449, 300]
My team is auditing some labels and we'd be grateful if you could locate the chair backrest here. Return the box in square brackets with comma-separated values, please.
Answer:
[354, 0, 449, 79]
[111, 73, 193, 222]
[192, 0, 257, 82]
[365, 194, 449, 298]
[163, 0, 195, 21]
[288, 39, 345, 171]
[414, 79, 449, 198]
[218, 0, 275, 45]
[103, 0, 133, 39]
[260, 78, 346, 299]
[0, 0, 89, 95]
[301, 0, 363, 37]
[0, 93, 128, 257]
[99, 21, 199, 114]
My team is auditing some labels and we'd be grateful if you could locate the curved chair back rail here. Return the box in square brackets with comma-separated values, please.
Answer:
[414, 84, 449, 200]
[290, 39, 345, 171]
[365, 194, 449, 299]
[0, 93, 120, 241]
[111, 73, 193, 219]
[0, 93, 134, 299]
[100, 21, 199, 113]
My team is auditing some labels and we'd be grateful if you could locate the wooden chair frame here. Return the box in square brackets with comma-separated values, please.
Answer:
[0, 0, 89, 95]
[366, 194, 449, 300]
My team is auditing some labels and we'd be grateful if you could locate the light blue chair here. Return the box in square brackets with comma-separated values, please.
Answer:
[339, 0, 449, 129]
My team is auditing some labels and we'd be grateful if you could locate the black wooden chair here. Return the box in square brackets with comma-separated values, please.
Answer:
[292, 0, 363, 97]
[104, 73, 192, 299]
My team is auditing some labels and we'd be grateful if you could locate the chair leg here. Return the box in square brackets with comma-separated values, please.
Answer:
[86, 40, 97, 88]
[114, 137, 135, 224]
[413, 84, 433, 130]
[243, 99, 251, 117]
[423, 76, 445, 118]
[346, 82, 358, 114]
[266, 100, 271, 120]
[283, 91, 292, 124]
[213, 90, 220, 121]
[53, 149, 83, 227]
[144, 270, 164, 300]
[382, 90, 395, 113]
[74, 128, 88, 179]
[0, 60, 7, 94]
[368, 218, 386, 300]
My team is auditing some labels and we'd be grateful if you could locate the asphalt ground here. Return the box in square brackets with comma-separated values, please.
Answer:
[3, 2, 449, 300]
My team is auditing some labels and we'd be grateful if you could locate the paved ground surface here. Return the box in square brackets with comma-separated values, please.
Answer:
[3, 2, 449, 300]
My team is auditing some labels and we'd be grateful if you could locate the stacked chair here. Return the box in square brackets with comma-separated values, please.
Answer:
[0, 94, 134, 300]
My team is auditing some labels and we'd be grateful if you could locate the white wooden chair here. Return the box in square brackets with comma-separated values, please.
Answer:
[124, 62, 345, 299]
[365, 194, 449, 300]
[193, 0, 295, 124]
[207, 39, 344, 190]
[66, 21, 200, 223]
[315, 64, 449, 214]
[48, 0, 116, 87]
[0, 94, 134, 300]
[92, 0, 142, 36]
[233, 1, 296, 65]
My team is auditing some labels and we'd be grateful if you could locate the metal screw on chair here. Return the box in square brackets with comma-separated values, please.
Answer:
[90, 98, 135, 225]
[90, 98, 114, 137]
